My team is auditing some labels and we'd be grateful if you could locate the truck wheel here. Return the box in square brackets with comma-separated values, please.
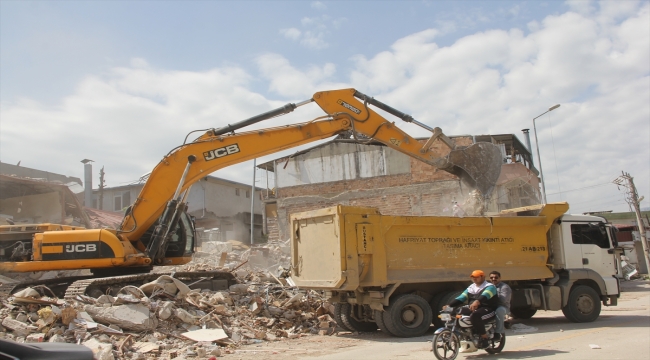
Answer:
[511, 308, 537, 319]
[375, 310, 394, 335]
[340, 303, 378, 332]
[562, 285, 601, 323]
[334, 303, 353, 331]
[383, 294, 433, 337]
[442, 291, 463, 309]
[430, 292, 446, 328]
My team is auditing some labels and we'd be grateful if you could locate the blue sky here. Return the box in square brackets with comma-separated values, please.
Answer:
[1, 0, 649, 213]
[2, 1, 569, 102]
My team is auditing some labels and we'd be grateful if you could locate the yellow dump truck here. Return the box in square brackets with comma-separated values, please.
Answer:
[290, 202, 620, 337]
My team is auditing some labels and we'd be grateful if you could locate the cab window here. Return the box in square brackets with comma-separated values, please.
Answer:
[571, 223, 611, 248]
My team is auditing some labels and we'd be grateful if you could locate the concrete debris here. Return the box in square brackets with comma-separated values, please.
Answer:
[511, 323, 539, 333]
[132, 341, 160, 353]
[0, 240, 338, 359]
[182, 328, 228, 342]
[83, 337, 116, 360]
[2, 317, 38, 336]
[12, 287, 40, 299]
[25, 333, 45, 342]
[84, 304, 158, 331]
[140, 275, 191, 298]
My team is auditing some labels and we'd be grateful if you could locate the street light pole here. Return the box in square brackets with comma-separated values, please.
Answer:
[532, 104, 560, 204]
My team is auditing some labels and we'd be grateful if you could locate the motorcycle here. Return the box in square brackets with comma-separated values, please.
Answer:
[432, 306, 505, 360]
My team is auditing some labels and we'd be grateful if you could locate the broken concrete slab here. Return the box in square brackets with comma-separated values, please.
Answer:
[132, 341, 160, 353]
[174, 308, 196, 324]
[181, 328, 228, 342]
[25, 333, 45, 342]
[157, 301, 174, 320]
[139, 275, 191, 298]
[84, 303, 158, 331]
[2, 317, 38, 336]
[83, 337, 115, 360]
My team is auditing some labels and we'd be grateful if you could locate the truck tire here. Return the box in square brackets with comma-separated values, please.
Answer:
[444, 291, 464, 307]
[340, 303, 378, 332]
[430, 292, 448, 328]
[562, 285, 601, 323]
[383, 294, 433, 337]
[511, 308, 537, 319]
[375, 310, 394, 335]
[334, 303, 354, 331]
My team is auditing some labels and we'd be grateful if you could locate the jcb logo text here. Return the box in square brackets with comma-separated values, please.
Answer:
[65, 244, 97, 253]
[204, 144, 240, 161]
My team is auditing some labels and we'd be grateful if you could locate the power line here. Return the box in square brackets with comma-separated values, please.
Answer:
[546, 182, 613, 196]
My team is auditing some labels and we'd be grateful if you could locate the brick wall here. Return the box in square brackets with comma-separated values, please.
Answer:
[265, 216, 280, 243]
[268, 136, 491, 241]
[272, 180, 463, 241]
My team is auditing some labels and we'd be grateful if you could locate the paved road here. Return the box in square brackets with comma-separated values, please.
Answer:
[304, 280, 650, 360]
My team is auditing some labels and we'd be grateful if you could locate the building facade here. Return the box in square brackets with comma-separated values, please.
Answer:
[90, 176, 264, 243]
[258, 134, 541, 242]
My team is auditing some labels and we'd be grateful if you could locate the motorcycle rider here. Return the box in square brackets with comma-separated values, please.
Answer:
[443, 270, 499, 348]
[489, 270, 511, 341]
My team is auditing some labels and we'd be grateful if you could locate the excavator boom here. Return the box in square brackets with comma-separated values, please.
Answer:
[120, 88, 502, 244]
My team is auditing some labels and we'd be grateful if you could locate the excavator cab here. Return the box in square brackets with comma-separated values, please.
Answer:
[140, 211, 195, 262]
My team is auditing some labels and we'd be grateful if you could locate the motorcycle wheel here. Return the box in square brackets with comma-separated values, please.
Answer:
[485, 333, 506, 354]
[432, 329, 460, 360]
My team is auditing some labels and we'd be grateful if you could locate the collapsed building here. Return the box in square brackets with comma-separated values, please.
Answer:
[0, 174, 92, 228]
[257, 133, 541, 242]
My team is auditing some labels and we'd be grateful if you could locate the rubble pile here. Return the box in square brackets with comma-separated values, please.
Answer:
[177, 239, 292, 275]
[0, 269, 337, 359]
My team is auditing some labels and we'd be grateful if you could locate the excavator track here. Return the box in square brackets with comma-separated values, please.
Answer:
[0, 271, 237, 301]
[0, 275, 94, 300]
[64, 271, 237, 300]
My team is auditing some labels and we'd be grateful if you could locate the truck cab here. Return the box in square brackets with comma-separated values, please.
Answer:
[549, 215, 620, 298]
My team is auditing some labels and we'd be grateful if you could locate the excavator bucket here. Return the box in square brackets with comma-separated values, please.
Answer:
[443, 142, 503, 198]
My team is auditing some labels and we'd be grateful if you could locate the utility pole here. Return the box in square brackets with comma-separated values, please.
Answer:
[614, 171, 650, 273]
[250, 159, 256, 246]
[98, 166, 106, 210]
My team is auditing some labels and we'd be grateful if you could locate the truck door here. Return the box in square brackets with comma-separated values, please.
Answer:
[570, 223, 618, 294]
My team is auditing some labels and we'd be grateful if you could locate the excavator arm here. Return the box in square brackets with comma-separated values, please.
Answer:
[119, 88, 502, 260]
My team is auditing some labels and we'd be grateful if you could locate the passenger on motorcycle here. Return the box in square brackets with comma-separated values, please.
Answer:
[443, 270, 499, 348]
[489, 270, 512, 341]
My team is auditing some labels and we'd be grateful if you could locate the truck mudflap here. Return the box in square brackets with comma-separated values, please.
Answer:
[604, 295, 618, 306]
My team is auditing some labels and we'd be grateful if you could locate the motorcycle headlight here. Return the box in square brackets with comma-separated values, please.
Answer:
[439, 313, 452, 321]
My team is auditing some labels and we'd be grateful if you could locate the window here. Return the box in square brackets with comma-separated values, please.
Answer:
[235, 188, 240, 196]
[246, 190, 250, 198]
[113, 191, 131, 211]
[114, 195, 122, 211]
[122, 191, 131, 207]
[571, 223, 611, 248]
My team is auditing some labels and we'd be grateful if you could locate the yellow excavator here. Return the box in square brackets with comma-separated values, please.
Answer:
[0, 88, 502, 298]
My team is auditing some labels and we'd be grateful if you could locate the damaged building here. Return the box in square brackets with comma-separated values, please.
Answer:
[0, 163, 91, 227]
[257, 133, 541, 242]
[89, 176, 264, 244]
